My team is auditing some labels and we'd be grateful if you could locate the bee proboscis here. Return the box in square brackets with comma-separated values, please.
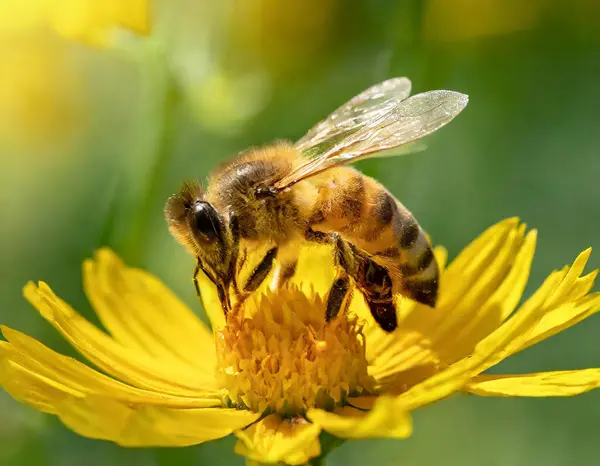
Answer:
[165, 77, 468, 332]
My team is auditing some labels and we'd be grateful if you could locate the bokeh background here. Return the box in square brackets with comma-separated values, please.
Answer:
[1, 0, 599, 465]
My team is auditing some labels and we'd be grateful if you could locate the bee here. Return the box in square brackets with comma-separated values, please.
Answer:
[165, 77, 468, 332]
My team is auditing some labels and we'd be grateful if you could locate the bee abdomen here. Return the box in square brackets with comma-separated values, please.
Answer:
[395, 225, 439, 307]
[371, 194, 439, 308]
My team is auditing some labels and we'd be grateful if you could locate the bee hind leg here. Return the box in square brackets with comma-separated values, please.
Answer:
[325, 272, 352, 320]
[358, 260, 397, 332]
[305, 227, 398, 332]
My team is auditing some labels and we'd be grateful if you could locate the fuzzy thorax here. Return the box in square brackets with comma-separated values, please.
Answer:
[214, 285, 375, 415]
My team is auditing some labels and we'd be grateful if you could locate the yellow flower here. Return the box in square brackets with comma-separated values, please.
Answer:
[0, 0, 150, 45]
[0, 0, 150, 150]
[1, 218, 599, 465]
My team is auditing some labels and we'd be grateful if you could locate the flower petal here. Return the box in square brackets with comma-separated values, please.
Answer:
[23, 282, 219, 396]
[380, 275, 553, 409]
[436, 229, 537, 362]
[425, 220, 531, 355]
[362, 245, 448, 365]
[517, 250, 600, 352]
[194, 268, 227, 329]
[484, 248, 599, 365]
[361, 246, 448, 377]
[234, 414, 322, 465]
[51, 0, 151, 45]
[55, 397, 258, 447]
[0, 326, 221, 408]
[83, 249, 216, 370]
[466, 369, 600, 397]
[368, 219, 533, 386]
[307, 397, 412, 439]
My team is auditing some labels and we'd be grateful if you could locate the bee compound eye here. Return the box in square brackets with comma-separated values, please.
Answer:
[191, 202, 220, 241]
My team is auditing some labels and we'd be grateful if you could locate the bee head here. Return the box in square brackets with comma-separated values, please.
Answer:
[165, 180, 232, 279]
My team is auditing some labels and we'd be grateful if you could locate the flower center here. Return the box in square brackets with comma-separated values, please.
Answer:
[214, 285, 374, 415]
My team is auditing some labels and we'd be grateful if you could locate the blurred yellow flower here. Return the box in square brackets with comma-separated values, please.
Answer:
[0, 32, 84, 150]
[0, 0, 150, 150]
[1, 218, 599, 465]
[0, 0, 150, 44]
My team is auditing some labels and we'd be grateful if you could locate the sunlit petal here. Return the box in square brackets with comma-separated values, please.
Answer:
[466, 370, 600, 397]
[235, 414, 322, 465]
[308, 397, 412, 439]
[0, 327, 221, 408]
[83, 249, 216, 370]
[56, 397, 257, 446]
[24, 282, 219, 395]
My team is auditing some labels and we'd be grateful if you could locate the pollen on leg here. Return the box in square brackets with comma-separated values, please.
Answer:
[214, 285, 374, 416]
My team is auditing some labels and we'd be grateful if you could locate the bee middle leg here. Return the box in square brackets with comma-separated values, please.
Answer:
[305, 227, 398, 332]
[243, 247, 278, 293]
[224, 245, 281, 312]
[270, 259, 298, 290]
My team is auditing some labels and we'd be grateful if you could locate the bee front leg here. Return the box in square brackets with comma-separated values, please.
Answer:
[193, 259, 231, 316]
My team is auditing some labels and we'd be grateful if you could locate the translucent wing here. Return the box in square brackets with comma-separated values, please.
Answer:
[294, 77, 413, 155]
[274, 78, 468, 190]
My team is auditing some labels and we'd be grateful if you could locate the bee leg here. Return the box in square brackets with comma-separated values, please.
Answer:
[325, 272, 352, 321]
[270, 259, 298, 290]
[306, 227, 397, 332]
[243, 247, 278, 293]
[305, 228, 357, 321]
[228, 212, 241, 295]
[193, 259, 231, 315]
[357, 260, 397, 332]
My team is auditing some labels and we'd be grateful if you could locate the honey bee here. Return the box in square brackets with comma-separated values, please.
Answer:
[165, 78, 468, 332]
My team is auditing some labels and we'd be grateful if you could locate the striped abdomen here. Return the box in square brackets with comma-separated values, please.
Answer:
[308, 166, 438, 307]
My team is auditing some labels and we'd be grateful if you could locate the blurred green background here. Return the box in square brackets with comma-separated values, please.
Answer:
[1, 0, 599, 465]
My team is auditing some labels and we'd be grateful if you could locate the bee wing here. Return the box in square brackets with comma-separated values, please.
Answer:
[294, 77, 413, 154]
[274, 79, 468, 190]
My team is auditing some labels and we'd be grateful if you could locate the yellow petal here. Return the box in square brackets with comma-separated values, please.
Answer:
[50, 0, 151, 45]
[426, 221, 529, 348]
[368, 219, 533, 387]
[363, 246, 448, 375]
[0, 327, 221, 408]
[0, 344, 74, 414]
[23, 281, 219, 396]
[363, 245, 447, 366]
[194, 267, 227, 329]
[83, 249, 216, 371]
[466, 369, 600, 397]
[234, 414, 322, 465]
[55, 396, 258, 447]
[115, 0, 151, 34]
[291, 244, 338, 297]
[489, 248, 599, 363]
[518, 251, 599, 352]
[307, 397, 412, 439]
[436, 229, 537, 362]
[387, 278, 552, 409]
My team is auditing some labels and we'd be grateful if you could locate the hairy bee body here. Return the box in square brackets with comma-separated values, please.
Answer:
[203, 142, 438, 308]
[205, 144, 311, 244]
[165, 77, 468, 332]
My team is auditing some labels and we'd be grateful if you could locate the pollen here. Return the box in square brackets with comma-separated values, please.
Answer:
[214, 285, 375, 415]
